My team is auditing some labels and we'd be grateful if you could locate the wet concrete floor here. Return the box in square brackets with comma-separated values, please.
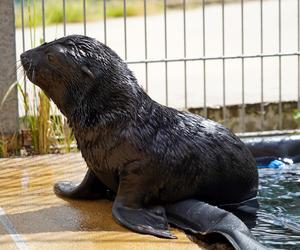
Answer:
[0, 153, 225, 250]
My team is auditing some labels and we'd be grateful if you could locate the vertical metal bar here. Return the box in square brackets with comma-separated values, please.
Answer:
[260, 0, 264, 130]
[123, 0, 128, 60]
[26, 0, 32, 48]
[63, 0, 66, 35]
[164, 0, 168, 106]
[83, 0, 87, 35]
[144, 0, 148, 92]
[222, 0, 226, 125]
[103, 0, 107, 44]
[42, 0, 45, 42]
[183, 0, 187, 109]
[241, 0, 245, 132]
[298, 0, 300, 110]
[278, 0, 282, 129]
[21, 0, 25, 53]
[21, 0, 26, 57]
[203, 0, 207, 117]
[21, 0, 27, 103]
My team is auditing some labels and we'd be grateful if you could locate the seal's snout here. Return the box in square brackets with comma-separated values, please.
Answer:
[20, 52, 31, 70]
[20, 53, 26, 61]
[21, 51, 38, 83]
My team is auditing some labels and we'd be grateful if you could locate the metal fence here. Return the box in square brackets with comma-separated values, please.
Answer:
[16, 0, 300, 132]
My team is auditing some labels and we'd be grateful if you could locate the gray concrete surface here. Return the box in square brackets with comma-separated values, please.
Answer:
[0, 0, 19, 134]
[15, 0, 300, 115]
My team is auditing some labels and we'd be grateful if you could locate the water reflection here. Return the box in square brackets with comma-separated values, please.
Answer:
[252, 164, 300, 249]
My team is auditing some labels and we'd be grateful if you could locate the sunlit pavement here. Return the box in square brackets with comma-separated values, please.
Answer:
[0, 153, 210, 250]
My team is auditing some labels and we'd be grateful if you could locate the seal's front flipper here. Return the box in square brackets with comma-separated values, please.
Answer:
[113, 201, 176, 239]
[54, 169, 113, 200]
[112, 172, 176, 239]
[166, 199, 266, 250]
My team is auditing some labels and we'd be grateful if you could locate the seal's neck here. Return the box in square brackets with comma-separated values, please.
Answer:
[65, 75, 146, 131]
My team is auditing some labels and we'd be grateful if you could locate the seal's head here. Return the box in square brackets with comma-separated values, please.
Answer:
[21, 35, 138, 121]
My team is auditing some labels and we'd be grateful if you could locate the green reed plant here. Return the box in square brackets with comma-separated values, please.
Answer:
[0, 133, 19, 157]
[18, 84, 76, 154]
[18, 83, 38, 153]
[50, 114, 75, 153]
[17, 0, 73, 154]
[37, 91, 50, 154]
[0, 139, 8, 158]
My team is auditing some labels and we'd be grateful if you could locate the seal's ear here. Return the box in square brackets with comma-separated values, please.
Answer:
[81, 65, 95, 79]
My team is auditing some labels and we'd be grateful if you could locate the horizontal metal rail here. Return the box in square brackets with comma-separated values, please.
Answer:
[126, 52, 300, 64]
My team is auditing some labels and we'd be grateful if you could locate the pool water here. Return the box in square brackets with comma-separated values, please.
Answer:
[252, 163, 300, 249]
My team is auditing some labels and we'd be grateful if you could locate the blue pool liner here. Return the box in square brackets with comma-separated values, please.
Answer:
[256, 156, 298, 169]
[257, 159, 286, 169]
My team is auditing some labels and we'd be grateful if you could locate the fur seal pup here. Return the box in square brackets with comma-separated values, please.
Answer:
[21, 35, 265, 249]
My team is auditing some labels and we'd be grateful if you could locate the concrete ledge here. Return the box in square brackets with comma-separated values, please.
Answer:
[188, 101, 300, 133]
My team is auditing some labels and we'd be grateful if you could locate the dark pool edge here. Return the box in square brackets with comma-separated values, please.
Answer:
[238, 129, 300, 168]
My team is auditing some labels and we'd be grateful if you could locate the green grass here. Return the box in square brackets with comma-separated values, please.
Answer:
[14, 0, 245, 28]
[15, 0, 163, 28]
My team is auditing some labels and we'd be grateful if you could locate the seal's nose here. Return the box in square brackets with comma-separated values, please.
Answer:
[20, 52, 27, 63]
[20, 52, 30, 70]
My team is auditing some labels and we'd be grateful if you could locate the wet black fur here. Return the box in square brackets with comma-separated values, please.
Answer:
[21, 34, 258, 206]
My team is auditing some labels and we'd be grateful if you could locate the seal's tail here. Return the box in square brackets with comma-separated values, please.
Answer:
[165, 199, 266, 250]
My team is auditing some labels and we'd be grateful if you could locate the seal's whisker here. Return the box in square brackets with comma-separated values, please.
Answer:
[5, 62, 23, 77]
[27, 61, 33, 73]
[17, 70, 25, 81]
[16, 65, 24, 73]
[16, 63, 22, 69]
[16, 69, 23, 77]
[17, 71, 25, 79]
[32, 67, 36, 83]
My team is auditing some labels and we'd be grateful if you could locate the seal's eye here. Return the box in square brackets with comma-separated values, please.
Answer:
[47, 54, 54, 63]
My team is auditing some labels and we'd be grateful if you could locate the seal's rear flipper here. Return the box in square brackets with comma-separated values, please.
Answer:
[220, 197, 259, 229]
[112, 201, 176, 239]
[166, 199, 266, 250]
